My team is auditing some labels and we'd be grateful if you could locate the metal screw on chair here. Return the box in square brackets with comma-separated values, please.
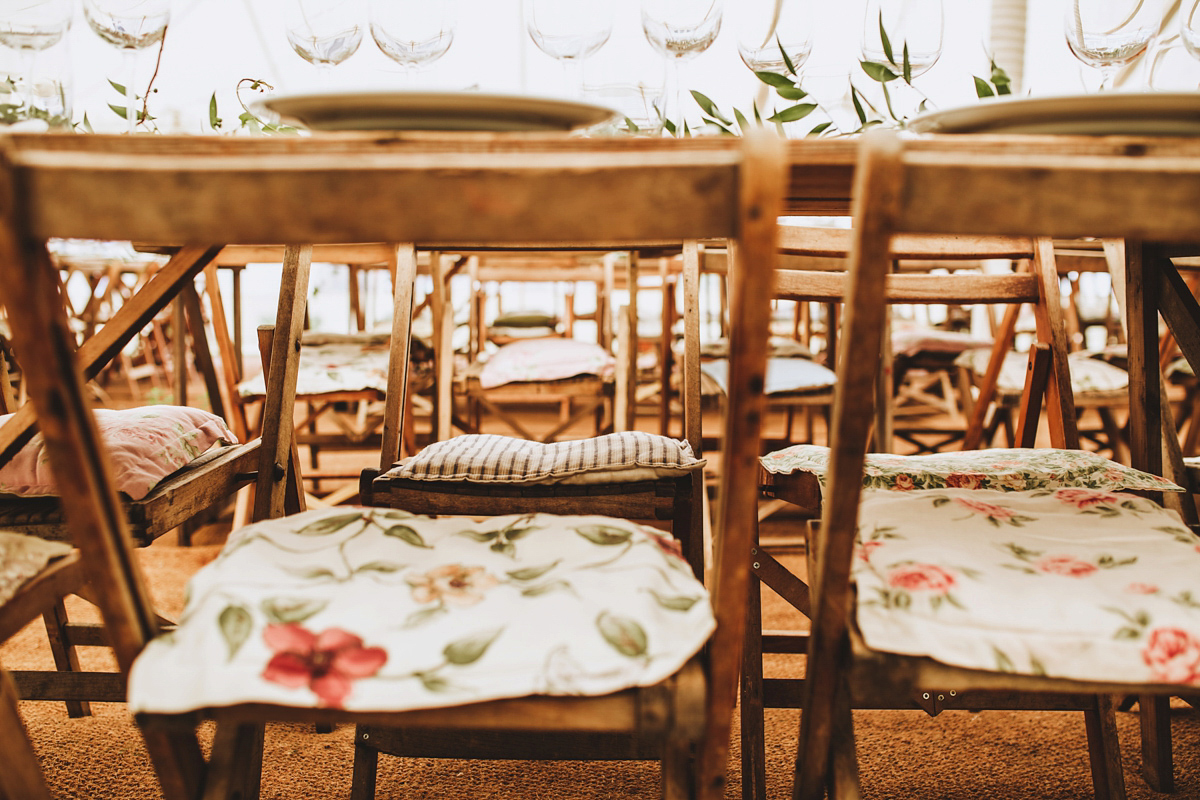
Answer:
[362, 732, 370, 740]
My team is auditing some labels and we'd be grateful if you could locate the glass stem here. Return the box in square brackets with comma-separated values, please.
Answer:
[123, 49, 137, 134]
[561, 57, 583, 99]
[666, 57, 682, 134]
[1099, 65, 1116, 91]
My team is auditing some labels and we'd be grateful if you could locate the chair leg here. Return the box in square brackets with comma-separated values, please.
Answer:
[41, 598, 91, 718]
[1083, 695, 1127, 800]
[1138, 694, 1174, 793]
[740, 561, 767, 800]
[827, 676, 862, 800]
[0, 668, 52, 800]
[203, 721, 264, 800]
[661, 735, 697, 800]
[350, 726, 379, 800]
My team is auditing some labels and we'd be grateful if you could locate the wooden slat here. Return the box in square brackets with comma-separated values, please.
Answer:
[773, 269, 1040, 304]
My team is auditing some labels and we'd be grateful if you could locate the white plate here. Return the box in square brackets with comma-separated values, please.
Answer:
[908, 92, 1200, 135]
[252, 90, 617, 133]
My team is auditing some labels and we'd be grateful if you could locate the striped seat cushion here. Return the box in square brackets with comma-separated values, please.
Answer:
[387, 432, 704, 485]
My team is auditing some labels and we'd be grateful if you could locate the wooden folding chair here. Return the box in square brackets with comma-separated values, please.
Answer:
[0, 131, 785, 800]
[793, 129, 1200, 800]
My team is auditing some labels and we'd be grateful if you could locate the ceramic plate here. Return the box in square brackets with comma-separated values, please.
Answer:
[253, 90, 617, 133]
[908, 92, 1200, 135]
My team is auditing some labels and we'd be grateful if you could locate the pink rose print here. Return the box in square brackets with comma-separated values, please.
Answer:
[858, 540, 885, 562]
[1054, 488, 1123, 510]
[887, 564, 956, 593]
[646, 530, 686, 561]
[1142, 628, 1200, 684]
[1126, 583, 1160, 595]
[1035, 555, 1097, 578]
[945, 473, 984, 490]
[409, 564, 499, 607]
[891, 474, 916, 491]
[954, 497, 1015, 520]
[262, 624, 387, 708]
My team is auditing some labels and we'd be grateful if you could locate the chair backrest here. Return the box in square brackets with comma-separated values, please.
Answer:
[0, 133, 786, 787]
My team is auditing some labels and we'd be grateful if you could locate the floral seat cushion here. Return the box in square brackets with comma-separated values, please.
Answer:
[478, 338, 615, 390]
[0, 532, 72, 606]
[387, 431, 704, 485]
[701, 357, 836, 396]
[238, 341, 392, 399]
[855, 488, 1200, 685]
[127, 508, 714, 713]
[760, 445, 1183, 493]
[0, 406, 237, 501]
[955, 348, 1129, 396]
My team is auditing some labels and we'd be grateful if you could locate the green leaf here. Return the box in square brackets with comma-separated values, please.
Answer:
[504, 525, 536, 541]
[285, 566, 338, 581]
[991, 59, 1012, 95]
[402, 605, 447, 629]
[218, 604, 253, 660]
[418, 672, 451, 692]
[576, 525, 634, 546]
[807, 121, 832, 136]
[507, 561, 561, 582]
[374, 509, 416, 521]
[457, 529, 499, 542]
[993, 646, 1016, 672]
[902, 42, 912, 83]
[261, 597, 328, 625]
[775, 85, 809, 101]
[768, 103, 817, 123]
[880, 81, 898, 121]
[623, 116, 639, 133]
[444, 628, 503, 665]
[297, 512, 362, 536]
[1115, 626, 1143, 641]
[755, 70, 795, 89]
[108, 103, 130, 120]
[521, 580, 572, 597]
[974, 76, 995, 98]
[851, 86, 868, 125]
[753, 102, 763, 124]
[733, 106, 750, 132]
[878, 11, 895, 66]
[208, 92, 220, 129]
[354, 561, 406, 575]
[597, 612, 648, 657]
[108, 78, 127, 95]
[860, 61, 899, 83]
[662, 117, 677, 136]
[81, 112, 93, 134]
[690, 90, 731, 125]
[649, 590, 702, 612]
[777, 35, 797, 76]
[383, 524, 432, 548]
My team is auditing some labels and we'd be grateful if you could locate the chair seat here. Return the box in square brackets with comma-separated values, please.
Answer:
[478, 338, 615, 390]
[853, 488, 1200, 686]
[761, 444, 1183, 493]
[381, 431, 703, 485]
[701, 357, 836, 397]
[956, 347, 1129, 398]
[127, 507, 714, 714]
[0, 532, 72, 608]
[237, 340, 393, 399]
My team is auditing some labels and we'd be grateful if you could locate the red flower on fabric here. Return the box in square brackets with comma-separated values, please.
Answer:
[858, 540, 885, 562]
[646, 530, 686, 562]
[891, 474, 916, 491]
[1126, 583, 1160, 595]
[1142, 628, 1200, 684]
[954, 497, 1014, 520]
[262, 624, 387, 708]
[887, 564, 956, 592]
[1035, 555, 1097, 578]
[1053, 488, 1122, 509]
[945, 473, 984, 490]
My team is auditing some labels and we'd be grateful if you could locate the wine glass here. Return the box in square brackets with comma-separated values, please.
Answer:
[369, 0, 454, 83]
[1064, 0, 1159, 91]
[525, 0, 612, 99]
[83, 0, 169, 133]
[0, 0, 72, 119]
[1179, 0, 1200, 80]
[733, 0, 813, 76]
[284, 0, 365, 83]
[860, 0, 943, 80]
[641, 0, 723, 132]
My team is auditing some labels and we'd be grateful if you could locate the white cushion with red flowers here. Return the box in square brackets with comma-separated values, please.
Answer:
[127, 507, 713, 713]
[854, 488, 1200, 686]
[478, 338, 615, 390]
[0, 406, 237, 501]
[759, 445, 1183, 493]
[237, 339, 392, 399]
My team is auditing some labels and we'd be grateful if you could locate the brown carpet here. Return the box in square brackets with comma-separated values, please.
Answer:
[5, 536, 1200, 800]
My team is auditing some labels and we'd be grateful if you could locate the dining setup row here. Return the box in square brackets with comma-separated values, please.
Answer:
[5, 1, 1200, 800]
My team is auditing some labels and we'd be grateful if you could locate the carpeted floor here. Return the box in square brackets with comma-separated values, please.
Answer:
[6, 534, 1200, 799]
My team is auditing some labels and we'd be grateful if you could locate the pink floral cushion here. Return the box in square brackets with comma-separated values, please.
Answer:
[855, 488, 1200, 686]
[0, 406, 237, 501]
[127, 508, 713, 713]
[759, 444, 1184, 493]
[479, 338, 615, 390]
